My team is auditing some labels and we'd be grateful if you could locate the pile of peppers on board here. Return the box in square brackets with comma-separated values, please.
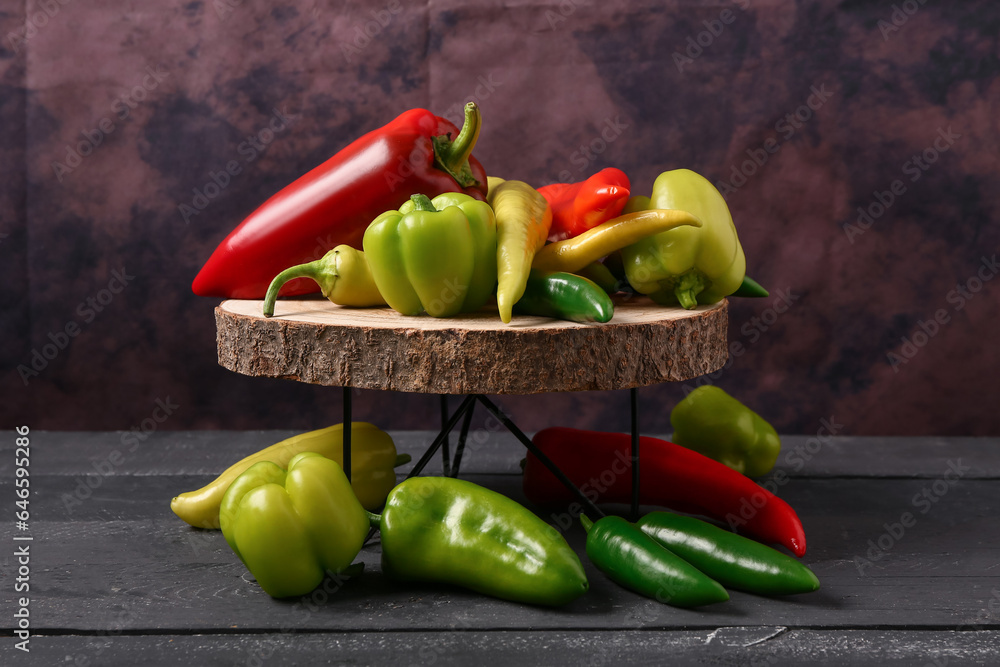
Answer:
[193, 102, 770, 323]
[180, 104, 820, 606]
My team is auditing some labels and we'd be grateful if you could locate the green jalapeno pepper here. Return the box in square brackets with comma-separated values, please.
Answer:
[580, 514, 728, 608]
[733, 275, 769, 298]
[369, 477, 588, 606]
[512, 269, 614, 323]
[637, 512, 820, 596]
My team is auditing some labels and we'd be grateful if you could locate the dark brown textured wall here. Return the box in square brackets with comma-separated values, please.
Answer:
[2, 0, 998, 436]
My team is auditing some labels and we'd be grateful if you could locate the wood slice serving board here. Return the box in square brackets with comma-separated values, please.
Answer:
[216, 296, 728, 395]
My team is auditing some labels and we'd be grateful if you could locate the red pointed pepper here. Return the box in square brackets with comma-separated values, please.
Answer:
[538, 168, 631, 242]
[192, 103, 488, 299]
[522, 427, 807, 557]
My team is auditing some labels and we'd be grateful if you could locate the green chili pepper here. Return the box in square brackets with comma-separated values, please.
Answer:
[363, 193, 497, 317]
[512, 269, 614, 323]
[576, 261, 620, 294]
[622, 169, 746, 309]
[636, 512, 820, 596]
[219, 452, 369, 598]
[733, 275, 769, 298]
[670, 385, 781, 477]
[580, 514, 728, 608]
[369, 477, 588, 606]
[602, 250, 628, 286]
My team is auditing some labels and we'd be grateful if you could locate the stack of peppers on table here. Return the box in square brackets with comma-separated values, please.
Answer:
[179, 103, 816, 607]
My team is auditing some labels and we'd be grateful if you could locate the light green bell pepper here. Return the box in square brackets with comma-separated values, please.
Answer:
[219, 452, 369, 598]
[362, 193, 497, 317]
[670, 385, 781, 477]
[622, 169, 746, 308]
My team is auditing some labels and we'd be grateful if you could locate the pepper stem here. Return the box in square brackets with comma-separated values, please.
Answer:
[366, 510, 382, 529]
[432, 102, 482, 188]
[580, 514, 594, 533]
[263, 260, 324, 317]
[393, 454, 412, 467]
[409, 194, 438, 212]
[674, 272, 706, 310]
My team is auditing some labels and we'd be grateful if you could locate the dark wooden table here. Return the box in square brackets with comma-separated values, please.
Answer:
[2, 430, 999, 665]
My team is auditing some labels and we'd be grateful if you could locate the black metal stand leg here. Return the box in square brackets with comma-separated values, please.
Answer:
[364, 394, 474, 549]
[450, 402, 476, 478]
[405, 395, 477, 479]
[439, 395, 452, 477]
[475, 394, 605, 520]
[343, 386, 352, 482]
[630, 387, 640, 521]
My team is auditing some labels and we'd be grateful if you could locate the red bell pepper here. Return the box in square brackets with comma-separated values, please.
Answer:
[192, 103, 488, 299]
[523, 427, 807, 557]
[538, 168, 631, 242]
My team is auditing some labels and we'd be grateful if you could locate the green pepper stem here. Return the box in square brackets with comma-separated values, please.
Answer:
[263, 261, 322, 317]
[444, 103, 481, 173]
[393, 454, 412, 467]
[366, 510, 382, 529]
[580, 514, 594, 533]
[432, 102, 482, 188]
[674, 272, 706, 310]
[409, 194, 437, 212]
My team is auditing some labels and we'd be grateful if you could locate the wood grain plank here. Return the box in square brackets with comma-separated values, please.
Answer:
[2, 431, 999, 478]
[5, 473, 998, 633]
[12, 629, 1000, 667]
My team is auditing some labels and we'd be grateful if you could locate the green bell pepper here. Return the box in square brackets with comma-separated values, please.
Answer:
[621, 169, 746, 308]
[369, 476, 588, 606]
[219, 452, 369, 598]
[670, 385, 781, 477]
[362, 193, 497, 317]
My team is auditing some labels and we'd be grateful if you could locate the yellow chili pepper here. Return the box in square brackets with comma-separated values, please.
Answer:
[263, 245, 386, 317]
[531, 209, 703, 274]
[170, 422, 409, 529]
[487, 175, 507, 196]
[487, 179, 553, 323]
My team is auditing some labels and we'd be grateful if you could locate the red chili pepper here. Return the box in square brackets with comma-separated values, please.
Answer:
[537, 168, 631, 242]
[192, 103, 488, 299]
[523, 427, 807, 557]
